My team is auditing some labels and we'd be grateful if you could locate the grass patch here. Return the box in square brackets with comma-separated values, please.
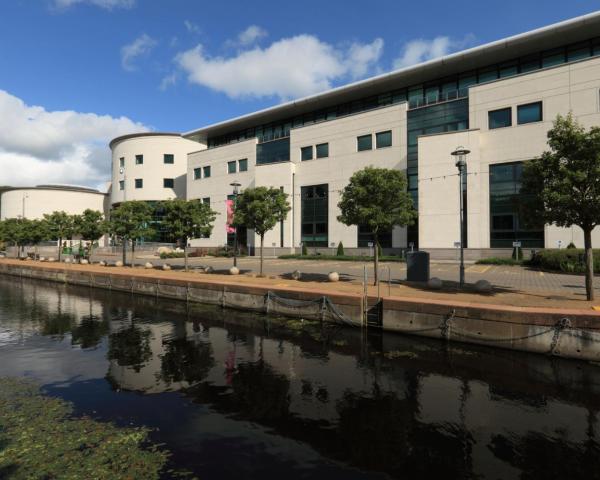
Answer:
[0, 377, 193, 480]
[476, 257, 523, 266]
[278, 254, 405, 262]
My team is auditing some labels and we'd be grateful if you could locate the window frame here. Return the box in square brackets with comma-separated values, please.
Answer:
[376, 130, 392, 149]
[163, 178, 174, 189]
[315, 143, 329, 159]
[193, 167, 201, 180]
[163, 154, 174, 164]
[203, 166, 211, 178]
[135, 154, 143, 165]
[488, 107, 512, 130]
[119, 157, 125, 168]
[227, 160, 237, 174]
[238, 158, 248, 172]
[134, 178, 143, 189]
[119, 180, 124, 191]
[517, 101, 543, 125]
[301, 146, 313, 161]
[357, 134, 372, 152]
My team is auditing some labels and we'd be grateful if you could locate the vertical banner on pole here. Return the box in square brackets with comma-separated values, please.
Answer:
[226, 199, 235, 234]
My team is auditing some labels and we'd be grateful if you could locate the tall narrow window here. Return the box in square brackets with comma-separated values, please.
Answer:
[316, 143, 329, 158]
[203, 166, 211, 178]
[376, 131, 392, 149]
[163, 178, 174, 188]
[164, 154, 174, 164]
[517, 102, 542, 125]
[238, 158, 248, 172]
[488, 107, 512, 129]
[119, 157, 125, 168]
[194, 167, 201, 180]
[119, 180, 124, 190]
[301, 146, 313, 161]
[228, 161, 237, 174]
[357, 135, 372, 152]
[135, 178, 143, 189]
[301, 184, 328, 247]
[135, 154, 143, 165]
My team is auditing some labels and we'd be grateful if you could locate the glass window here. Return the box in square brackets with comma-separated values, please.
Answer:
[256, 138, 290, 165]
[301, 146, 313, 161]
[135, 154, 143, 165]
[164, 154, 174, 164]
[542, 48, 565, 67]
[316, 143, 329, 158]
[119, 180, 124, 190]
[119, 157, 124, 168]
[499, 62, 518, 78]
[238, 158, 248, 172]
[301, 184, 328, 247]
[520, 55, 540, 73]
[478, 66, 498, 83]
[517, 102, 542, 124]
[376, 130, 392, 149]
[203, 166, 211, 178]
[202, 197, 210, 205]
[358, 225, 392, 248]
[458, 72, 477, 90]
[357, 134, 372, 152]
[163, 178, 174, 188]
[567, 42, 591, 61]
[593, 39, 600, 56]
[228, 160, 236, 174]
[488, 107, 512, 129]
[193, 167, 201, 180]
[135, 178, 143, 189]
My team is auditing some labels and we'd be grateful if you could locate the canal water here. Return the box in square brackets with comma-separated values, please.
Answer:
[1, 276, 600, 479]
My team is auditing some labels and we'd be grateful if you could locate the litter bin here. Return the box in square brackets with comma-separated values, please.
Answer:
[406, 251, 430, 282]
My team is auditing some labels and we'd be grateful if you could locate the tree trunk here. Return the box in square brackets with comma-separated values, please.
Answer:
[373, 233, 379, 286]
[58, 237, 62, 262]
[584, 227, 595, 301]
[34, 245, 38, 261]
[259, 234, 264, 276]
[122, 237, 127, 265]
[131, 241, 135, 268]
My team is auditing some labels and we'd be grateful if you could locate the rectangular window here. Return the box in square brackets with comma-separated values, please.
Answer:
[202, 197, 210, 205]
[238, 158, 248, 172]
[203, 166, 211, 178]
[316, 143, 329, 158]
[358, 225, 392, 248]
[256, 137, 290, 165]
[488, 107, 512, 129]
[357, 134, 372, 151]
[593, 38, 600, 56]
[228, 160, 236, 174]
[520, 54, 540, 73]
[542, 48, 565, 68]
[164, 154, 174, 164]
[517, 102, 542, 125]
[119, 157, 124, 168]
[567, 42, 591, 62]
[376, 130, 392, 149]
[163, 178, 174, 188]
[301, 184, 328, 247]
[193, 167, 201, 180]
[119, 180, 124, 190]
[478, 66, 498, 83]
[301, 146, 313, 161]
[135, 154, 143, 165]
[135, 178, 143, 189]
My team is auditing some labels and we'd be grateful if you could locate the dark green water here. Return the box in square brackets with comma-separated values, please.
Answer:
[1, 275, 600, 479]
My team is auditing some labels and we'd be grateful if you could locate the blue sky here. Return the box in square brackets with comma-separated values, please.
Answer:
[0, 0, 598, 189]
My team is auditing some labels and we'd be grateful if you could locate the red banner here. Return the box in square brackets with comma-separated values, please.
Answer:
[226, 199, 235, 234]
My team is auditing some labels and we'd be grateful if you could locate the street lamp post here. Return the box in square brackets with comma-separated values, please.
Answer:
[230, 181, 241, 268]
[22, 193, 28, 218]
[451, 146, 470, 288]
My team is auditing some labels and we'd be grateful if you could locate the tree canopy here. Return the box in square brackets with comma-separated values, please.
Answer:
[107, 201, 155, 266]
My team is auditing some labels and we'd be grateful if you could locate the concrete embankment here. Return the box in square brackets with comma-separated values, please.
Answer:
[1, 260, 600, 363]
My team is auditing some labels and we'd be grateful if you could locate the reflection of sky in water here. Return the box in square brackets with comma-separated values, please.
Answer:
[1, 276, 600, 480]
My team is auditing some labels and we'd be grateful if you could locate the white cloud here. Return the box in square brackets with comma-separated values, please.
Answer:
[176, 35, 384, 100]
[393, 35, 476, 69]
[0, 90, 148, 189]
[184, 20, 201, 35]
[159, 72, 178, 91]
[120, 34, 157, 72]
[53, 0, 135, 10]
[237, 25, 268, 46]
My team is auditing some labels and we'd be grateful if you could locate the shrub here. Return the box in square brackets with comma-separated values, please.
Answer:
[528, 249, 600, 274]
[476, 257, 522, 266]
[301, 243, 308, 256]
[159, 251, 185, 259]
[337, 242, 345, 256]
[567, 242, 577, 249]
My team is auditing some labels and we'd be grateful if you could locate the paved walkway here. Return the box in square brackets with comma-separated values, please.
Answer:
[93, 253, 600, 300]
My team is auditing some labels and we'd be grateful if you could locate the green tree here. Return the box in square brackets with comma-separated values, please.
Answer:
[338, 167, 416, 285]
[0, 218, 32, 257]
[522, 114, 600, 301]
[160, 199, 217, 271]
[74, 209, 106, 263]
[234, 187, 290, 276]
[26, 219, 50, 260]
[43, 211, 76, 262]
[107, 201, 155, 267]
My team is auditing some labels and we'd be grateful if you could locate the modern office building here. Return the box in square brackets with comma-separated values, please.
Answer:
[0, 185, 108, 221]
[109, 132, 200, 241]
[179, 12, 600, 256]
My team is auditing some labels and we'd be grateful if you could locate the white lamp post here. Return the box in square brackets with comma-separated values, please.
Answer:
[451, 146, 470, 288]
